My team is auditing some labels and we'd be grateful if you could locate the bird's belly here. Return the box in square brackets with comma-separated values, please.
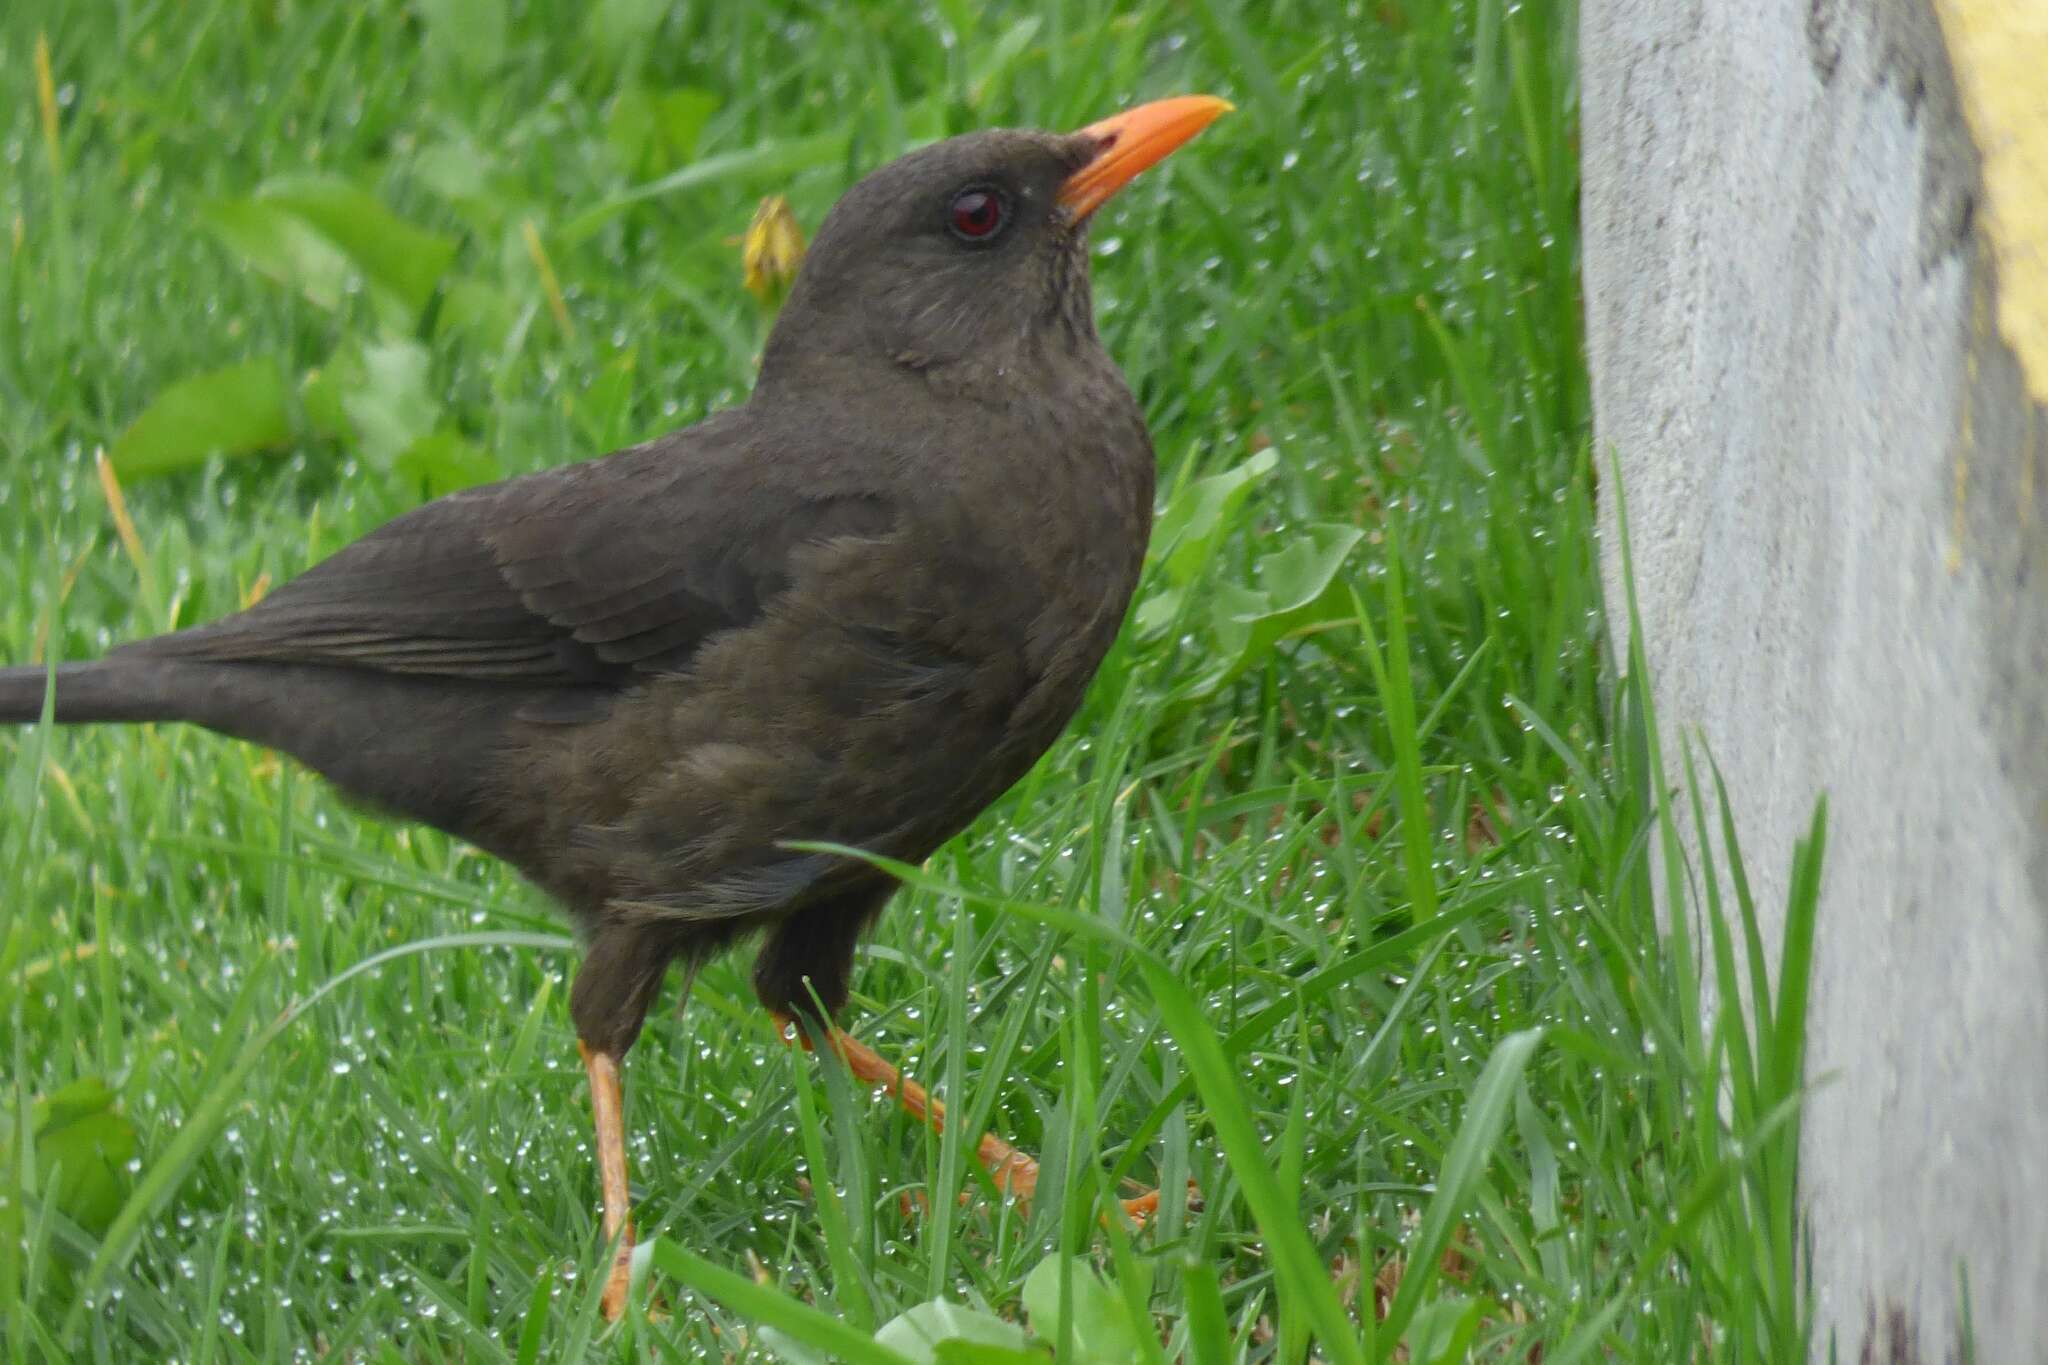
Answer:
[487, 525, 1139, 924]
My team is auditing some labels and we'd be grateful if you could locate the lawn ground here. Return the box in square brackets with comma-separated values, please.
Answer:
[2, 2, 1818, 1360]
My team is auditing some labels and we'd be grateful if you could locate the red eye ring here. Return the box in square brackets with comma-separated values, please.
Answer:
[948, 187, 1005, 241]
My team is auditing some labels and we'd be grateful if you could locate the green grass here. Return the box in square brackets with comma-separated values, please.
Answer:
[1, 1, 1819, 1360]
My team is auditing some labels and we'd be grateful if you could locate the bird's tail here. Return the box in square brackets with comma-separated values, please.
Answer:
[0, 660, 188, 726]
[0, 656, 518, 847]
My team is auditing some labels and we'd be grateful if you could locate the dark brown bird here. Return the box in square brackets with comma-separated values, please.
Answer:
[0, 95, 1229, 1315]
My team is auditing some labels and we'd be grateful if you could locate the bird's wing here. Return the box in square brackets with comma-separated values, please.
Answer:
[129, 433, 895, 690]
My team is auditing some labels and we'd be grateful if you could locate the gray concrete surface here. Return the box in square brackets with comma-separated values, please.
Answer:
[1580, 0, 2048, 1359]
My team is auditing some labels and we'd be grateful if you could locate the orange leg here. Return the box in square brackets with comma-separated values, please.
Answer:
[579, 1042, 635, 1320]
[778, 1016, 1161, 1222]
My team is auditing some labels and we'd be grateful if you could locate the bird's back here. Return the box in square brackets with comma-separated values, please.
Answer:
[14, 354, 1153, 940]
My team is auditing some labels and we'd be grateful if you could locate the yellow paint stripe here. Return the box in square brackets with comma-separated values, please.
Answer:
[1932, 0, 2048, 406]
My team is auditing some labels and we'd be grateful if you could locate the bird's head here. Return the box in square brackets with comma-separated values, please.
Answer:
[757, 96, 1230, 397]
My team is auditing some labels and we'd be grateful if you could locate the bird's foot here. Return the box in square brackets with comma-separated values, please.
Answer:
[772, 1015, 1162, 1222]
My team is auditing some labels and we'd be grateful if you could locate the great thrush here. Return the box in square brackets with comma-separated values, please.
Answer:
[0, 94, 1230, 1316]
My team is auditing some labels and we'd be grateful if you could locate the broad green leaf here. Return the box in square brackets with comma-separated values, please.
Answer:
[199, 197, 353, 312]
[1019, 1257, 1142, 1365]
[300, 354, 354, 442]
[653, 88, 720, 159]
[1149, 446, 1278, 586]
[1233, 523, 1366, 628]
[933, 1346, 1047, 1364]
[608, 86, 719, 177]
[1134, 447, 1280, 638]
[110, 359, 292, 477]
[1186, 522, 1364, 694]
[0, 1074, 134, 1305]
[606, 87, 662, 175]
[1403, 1296, 1484, 1365]
[1130, 584, 1188, 641]
[415, 138, 495, 203]
[874, 1300, 1033, 1362]
[412, 137, 521, 242]
[260, 174, 458, 320]
[27, 1077, 136, 1237]
[203, 176, 457, 327]
[438, 276, 523, 354]
[394, 429, 500, 496]
[339, 339, 441, 469]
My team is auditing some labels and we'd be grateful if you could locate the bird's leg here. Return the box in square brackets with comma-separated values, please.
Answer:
[774, 1015, 1160, 1221]
[578, 1042, 635, 1320]
[819, 1026, 1045, 1199]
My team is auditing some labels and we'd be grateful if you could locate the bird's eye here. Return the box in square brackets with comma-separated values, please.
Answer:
[947, 187, 1006, 242]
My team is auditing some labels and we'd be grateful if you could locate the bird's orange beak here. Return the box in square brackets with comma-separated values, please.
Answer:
[1058, 94, 1233, 221]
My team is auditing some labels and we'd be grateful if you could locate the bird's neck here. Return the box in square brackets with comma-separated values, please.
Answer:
[756, 257, 1100, 408]
[756, 319, 1102, 412]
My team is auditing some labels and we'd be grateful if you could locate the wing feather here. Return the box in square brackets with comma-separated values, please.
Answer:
[128, 431, 896, 692]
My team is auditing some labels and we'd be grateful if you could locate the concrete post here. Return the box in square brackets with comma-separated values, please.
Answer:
[1581, 0, 2048, 1359]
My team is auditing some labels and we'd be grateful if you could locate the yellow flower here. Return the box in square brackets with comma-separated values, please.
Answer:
[740, 196, 806, 307]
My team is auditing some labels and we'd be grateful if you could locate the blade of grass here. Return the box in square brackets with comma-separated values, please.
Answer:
[1353, 566, 1440, 925]
[1381, 1027, 1546, 1344]
[645, 1240, 912, 1364]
